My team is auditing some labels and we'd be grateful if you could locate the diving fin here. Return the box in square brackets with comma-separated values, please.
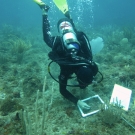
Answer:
[53, 0, 69, 14]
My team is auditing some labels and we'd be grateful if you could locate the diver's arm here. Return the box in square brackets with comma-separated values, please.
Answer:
[42, 15, 55, 48]
[34, 0, 55, 48]
[59, 75, 78, 104]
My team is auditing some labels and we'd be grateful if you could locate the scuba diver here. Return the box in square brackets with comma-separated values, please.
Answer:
[33, 0, 101, 110]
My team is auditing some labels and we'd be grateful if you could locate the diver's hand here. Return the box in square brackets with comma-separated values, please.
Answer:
[33, 0, 45, 8]
[33, 0, 49, 14]
[77, 100, 90, 109]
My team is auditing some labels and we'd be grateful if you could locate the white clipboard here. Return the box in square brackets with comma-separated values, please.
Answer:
[110, 84, 132, 111]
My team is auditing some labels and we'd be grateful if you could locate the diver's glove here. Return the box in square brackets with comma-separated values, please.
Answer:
[33, 0, 50, 14]
[77, 100, 90, 109]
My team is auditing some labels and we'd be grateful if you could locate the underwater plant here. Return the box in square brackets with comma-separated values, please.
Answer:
[99, 102, 123, 126]
[10, 38, 32, 63]
[122, 26, 133, 40]
[1, 24, 14, 38]
[0, 54, 8, 65]
[11, 38, 31, 54]
[0, 98, 23, 116]
[130, 38, 135, 46]
[119, 38, 129, 46]
[22, 75, 42, 97]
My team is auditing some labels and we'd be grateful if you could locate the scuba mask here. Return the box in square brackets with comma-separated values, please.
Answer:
[58, 21, 80, 55]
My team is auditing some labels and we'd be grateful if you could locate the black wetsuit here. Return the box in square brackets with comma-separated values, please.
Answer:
[43, 15, 97, 105]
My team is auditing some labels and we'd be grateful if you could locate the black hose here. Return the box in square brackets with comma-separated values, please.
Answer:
[48, 60, 103, 87]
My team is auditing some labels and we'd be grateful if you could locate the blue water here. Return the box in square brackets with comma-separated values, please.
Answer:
[0, 0, 135, 30]
[93, 0, 135, 26]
